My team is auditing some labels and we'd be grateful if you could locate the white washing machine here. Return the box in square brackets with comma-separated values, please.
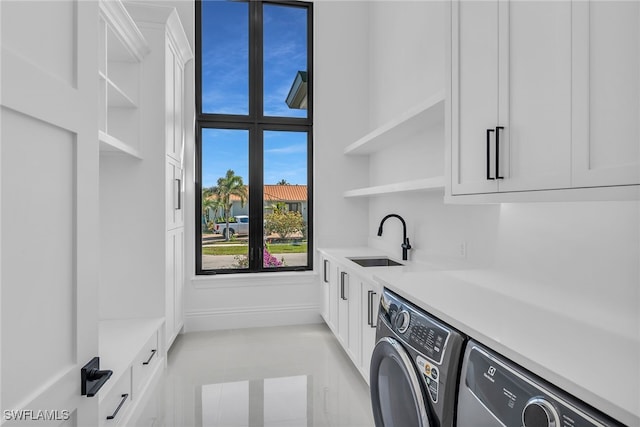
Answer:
[457, 340, 625, 427]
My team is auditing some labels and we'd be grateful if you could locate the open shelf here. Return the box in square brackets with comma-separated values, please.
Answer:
[344, 176, 445, 198]
[344, 89, 445, 156]
[99, 130, 142, 159]
[98, 0, 148, 160]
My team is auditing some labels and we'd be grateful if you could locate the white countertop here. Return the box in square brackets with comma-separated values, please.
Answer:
[318, 247, 640, 426]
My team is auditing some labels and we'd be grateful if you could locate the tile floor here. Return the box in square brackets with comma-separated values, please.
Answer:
[136, 323, 375, 427]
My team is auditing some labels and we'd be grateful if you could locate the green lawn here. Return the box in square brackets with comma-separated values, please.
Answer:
[202, 243, 307, 256]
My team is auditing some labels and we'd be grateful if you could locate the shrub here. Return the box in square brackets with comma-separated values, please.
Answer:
[264, 210, 304, 240]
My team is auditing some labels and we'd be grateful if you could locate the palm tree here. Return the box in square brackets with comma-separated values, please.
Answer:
[216, 169, 247, 241]
[276, 179, 290, 185]
[202, 187, 224, 231]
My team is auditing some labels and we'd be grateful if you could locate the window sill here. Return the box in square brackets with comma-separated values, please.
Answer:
[191, 270, 319, 289]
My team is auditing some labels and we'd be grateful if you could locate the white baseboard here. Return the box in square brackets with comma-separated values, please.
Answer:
[185, 304, 322, 332]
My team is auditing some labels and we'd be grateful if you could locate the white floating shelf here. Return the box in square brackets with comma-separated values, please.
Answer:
[99, 130, 142, 159]
[106, 78, 137, 108]
[344, 89, 445, 156]
[344, 176, 445, 198]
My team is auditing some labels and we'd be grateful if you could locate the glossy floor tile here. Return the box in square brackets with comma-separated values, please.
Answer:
[136, 324, 375, 427]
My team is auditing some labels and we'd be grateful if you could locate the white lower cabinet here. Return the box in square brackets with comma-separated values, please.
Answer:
[361, 281, 380, 383]
[100, 370, 132, 426]
[99, 319, 164, 426]
[337, 269, 350, 348]
[319, 252, 382, 383]
[320, 255, 338, 333]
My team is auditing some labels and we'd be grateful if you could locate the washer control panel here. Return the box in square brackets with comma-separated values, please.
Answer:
[379, 289, 451, 364]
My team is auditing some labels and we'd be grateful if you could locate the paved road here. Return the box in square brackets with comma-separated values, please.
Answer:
[202, 253, 308, 270]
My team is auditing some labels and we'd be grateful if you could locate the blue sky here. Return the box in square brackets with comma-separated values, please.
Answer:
[202, 129, 307, 188]
[201, 1, 308, 187]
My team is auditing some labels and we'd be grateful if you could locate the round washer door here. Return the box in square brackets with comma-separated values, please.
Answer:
[370, 336, 431, 427]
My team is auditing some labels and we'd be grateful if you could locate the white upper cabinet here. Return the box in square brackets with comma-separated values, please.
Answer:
[450, 1, 571, 196]
[448, 0, 639, 201]
[572, 1, 640, 188]
[450, 1, 500, 195]
[498, 1, 572, 193]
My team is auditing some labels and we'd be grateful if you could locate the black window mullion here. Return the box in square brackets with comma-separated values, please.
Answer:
[251, 1, 263, 121]
[248, 126, 264, 271]
[195, 121, 204, 274]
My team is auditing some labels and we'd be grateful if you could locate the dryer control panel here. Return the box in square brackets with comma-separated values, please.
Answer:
[379, 289, 451, 364]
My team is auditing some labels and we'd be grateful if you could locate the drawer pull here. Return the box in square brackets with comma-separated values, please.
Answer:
[142, 349, 157, 365]
[106, 393, 128, 420]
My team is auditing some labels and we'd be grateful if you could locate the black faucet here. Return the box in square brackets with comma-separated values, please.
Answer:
[377, 214, 411, 261]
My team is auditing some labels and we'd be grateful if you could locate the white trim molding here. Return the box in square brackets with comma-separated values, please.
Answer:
[185, 304, 322, 332]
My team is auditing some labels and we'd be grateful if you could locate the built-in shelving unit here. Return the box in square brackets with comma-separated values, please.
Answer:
[344, 176, 444, 198]
[344, 89, 445, 156]
[343, 90, 445, 199]
[98, 1, 150, 158]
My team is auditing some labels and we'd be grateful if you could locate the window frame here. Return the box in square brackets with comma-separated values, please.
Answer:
[195, 0, 314, 275]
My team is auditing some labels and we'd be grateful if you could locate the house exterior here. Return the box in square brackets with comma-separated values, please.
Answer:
[204, 184, 308, 225]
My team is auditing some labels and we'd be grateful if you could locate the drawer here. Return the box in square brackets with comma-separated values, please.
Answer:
[132, 330, 160, 396]
[100, 368, 132, 425]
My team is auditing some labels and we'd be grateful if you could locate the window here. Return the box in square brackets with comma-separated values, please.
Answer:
[196, 0, 313, 274]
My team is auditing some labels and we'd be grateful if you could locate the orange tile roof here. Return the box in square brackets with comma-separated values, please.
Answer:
[206, 185, 307, 202]
[264, 185, 307, 202]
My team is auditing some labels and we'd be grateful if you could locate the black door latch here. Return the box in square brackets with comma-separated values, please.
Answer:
[81, 357, 112, 397]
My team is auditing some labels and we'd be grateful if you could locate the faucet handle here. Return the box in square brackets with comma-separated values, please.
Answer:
[402, 238, 412, 250]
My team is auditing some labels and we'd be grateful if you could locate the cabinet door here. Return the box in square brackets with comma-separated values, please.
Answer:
[166, 159, 184, 230]
[360, 281, 380, 384]
[328, 262, 339, 334]
[451, 0, 500, 195]
[572, 1, 640, 187]
[173, 60, 184, 163]
[497, 1, 572, 192]
[337, 270, 350, 347]
[320, 256, 331, 324]
[166, 227, 184, 347]
[174, 227, 185, 336]
[166, 44, 184, 163]
[346, 273, 361, 365]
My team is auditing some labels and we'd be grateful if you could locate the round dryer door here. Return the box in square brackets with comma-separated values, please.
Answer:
[370, 337, 431, 427]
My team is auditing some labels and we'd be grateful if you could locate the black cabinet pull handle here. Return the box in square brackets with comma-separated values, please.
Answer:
[174, 179, 181, 210]
[486, 128, 495, 180]
[367, 290, 373, 326]
[142, 349, 157, 365]
[340, 271, 347, 300]
[369, 291, 378, 328]
[106, 394, 129, 420]
[495, 126, 504, 179]
[323, 260, 329, 283]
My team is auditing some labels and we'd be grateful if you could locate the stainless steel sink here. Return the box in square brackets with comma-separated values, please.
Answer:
[348, 257, 404, 267]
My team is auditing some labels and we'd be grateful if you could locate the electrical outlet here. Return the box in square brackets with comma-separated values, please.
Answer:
[459, 242, 467, 259]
